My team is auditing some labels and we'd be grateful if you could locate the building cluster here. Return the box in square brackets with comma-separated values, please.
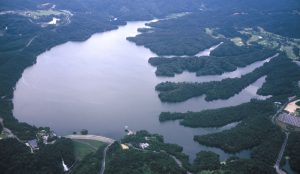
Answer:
[277, 99, 300, 131]
[37, 129, 57, 144]
[26, 129, 58, 152]
[139, 143, 150, 149]
[121, 144, 129, 150]
[124, 126, 136, 135]
[277, 113, 300, 131]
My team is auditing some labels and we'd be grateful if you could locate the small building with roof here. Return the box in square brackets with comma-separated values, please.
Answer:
[26, 139, 39, 153]
[277, 113, 300, 131]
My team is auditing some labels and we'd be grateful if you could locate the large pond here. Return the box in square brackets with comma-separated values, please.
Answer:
[13, 21, 269, 160]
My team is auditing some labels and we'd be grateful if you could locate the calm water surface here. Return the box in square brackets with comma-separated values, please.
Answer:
[14, 21, 268, 160]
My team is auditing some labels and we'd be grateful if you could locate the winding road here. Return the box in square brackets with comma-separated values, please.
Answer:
[271, 101, 290, 124]
[0, 117, 21, 141]
[128, 144, 192, 174]
[64, 134, 115, 174]
[99, 142, 114, 174]
[274, 132, 289, 174]
[270, 97, 297, 174]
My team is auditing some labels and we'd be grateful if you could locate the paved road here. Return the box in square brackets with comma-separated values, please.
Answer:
[168, 154, 193, 174]
[128, 144, 193, 174]
[64, 134, 115, 174]
[99, 142, 114, 174]
[0, 117, 21, 141]
[0, 118, 3, 127]
[270, 97, 297, 174]
[274, 132, 289, 174]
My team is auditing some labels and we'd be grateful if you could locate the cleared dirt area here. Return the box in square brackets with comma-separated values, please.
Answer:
[284, 99, 300, 113]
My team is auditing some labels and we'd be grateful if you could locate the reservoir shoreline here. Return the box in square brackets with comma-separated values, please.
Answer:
[13, 21, 267, 160]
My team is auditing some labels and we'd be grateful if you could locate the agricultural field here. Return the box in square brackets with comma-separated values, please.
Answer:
[204, 26, 300, 59]
[205, 28, 225, 39]
[240, 27, 300, 59]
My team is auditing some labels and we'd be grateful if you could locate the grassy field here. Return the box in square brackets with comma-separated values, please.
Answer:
[230, 37, 244, 46]
[28, 10, 64, 17]
[72, 139, 106, 160]
[205, 27, 225, 39]
[204, 25, 300, 60]
[240, 27, 300, 59]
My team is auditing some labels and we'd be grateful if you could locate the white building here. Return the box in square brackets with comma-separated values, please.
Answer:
[139, 143, 149, 149]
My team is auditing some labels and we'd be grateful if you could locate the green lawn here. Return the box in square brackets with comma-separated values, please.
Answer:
[72, 139, 106, 160]
[26, 10, 65, 17]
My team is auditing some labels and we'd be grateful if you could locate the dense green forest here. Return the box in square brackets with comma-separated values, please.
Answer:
[105, 131, 280, 174]
[156, 55, 300, 102]
[0, 138, 75, 174]
[148, 44, 275, 77]
[129, 0, 300, 56]
[121, 130, 191, 170]
[105, 140, 186, 174]
[192, 100, 281, 152]
[122, 131, 183, 155]
[191, 153, 276, 174]
[284, 132, 300, 173]
[73, 145, 106, 174]
[160, 100, 286, 167]
[193, 109, 283, 156]
[193, 155, 277, 174]
[159, 100, 274, 127]
[127, 22, 219, 56]
[221, 157, 277, 174]
[194, 123, 284, 170]
[251, 131, 285, 166]
[193, 151, 220, 171]
[257, 59, 300, 99]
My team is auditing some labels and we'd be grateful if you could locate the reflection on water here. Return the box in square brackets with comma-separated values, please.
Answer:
[13, 21, 268, 160]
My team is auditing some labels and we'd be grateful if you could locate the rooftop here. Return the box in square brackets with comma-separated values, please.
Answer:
[121, 144, 129, 150]
[277, 113, 300, 128]
[27, 139, 39, 149]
